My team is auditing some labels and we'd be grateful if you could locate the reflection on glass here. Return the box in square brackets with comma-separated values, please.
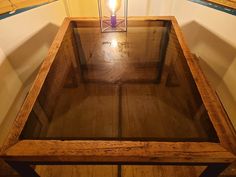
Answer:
[111, 39, 118, 48]
[20, 20, 219, 142]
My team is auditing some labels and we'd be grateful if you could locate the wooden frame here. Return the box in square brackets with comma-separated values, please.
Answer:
[0, 17, 235, 177]
[206, 0, 236, 10]
[0, 0, 57, 17]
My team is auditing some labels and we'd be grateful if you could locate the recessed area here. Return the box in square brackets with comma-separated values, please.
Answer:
[20, 21, 218, 142]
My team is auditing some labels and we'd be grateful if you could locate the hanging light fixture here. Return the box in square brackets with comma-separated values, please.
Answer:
[98, 0, 128, 32]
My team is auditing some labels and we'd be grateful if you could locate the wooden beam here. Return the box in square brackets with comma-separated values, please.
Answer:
[170, 16, 236, 155]
[2, 141, 235, 163]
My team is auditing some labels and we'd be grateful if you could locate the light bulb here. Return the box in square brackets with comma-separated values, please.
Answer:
[106, 0, 121, 15]
[106, 0, 121, 27]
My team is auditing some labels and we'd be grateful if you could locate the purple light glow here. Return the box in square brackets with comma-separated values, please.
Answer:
[111, 15, 117, 28]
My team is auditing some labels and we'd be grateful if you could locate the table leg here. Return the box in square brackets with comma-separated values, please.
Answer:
[199, 163, 230, 177]
[6, 161, 40, 177]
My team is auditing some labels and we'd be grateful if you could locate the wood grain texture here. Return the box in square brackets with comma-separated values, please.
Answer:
[35, 165, 205, 177]
[19, 21, 218, 142]
[74, 26, 164, 83]
[0, 18, 235, 172]
[207, 0, 236, 9]
[2, 141, 235, 163]
[46, 84, 119, 139]
[36, 165, 118, 177]
[170, 17, 236, 155]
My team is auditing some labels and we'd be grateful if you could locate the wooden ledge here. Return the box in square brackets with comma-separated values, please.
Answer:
[2, 140, 235, 163]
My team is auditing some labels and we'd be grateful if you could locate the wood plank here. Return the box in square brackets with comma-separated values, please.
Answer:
[35, 165, 205, 177]
[122, 165, 204, 177]
[121, 83, 214, 140]
[69, 16, 175, 21]
[0, 17, 235, 170]
[46, 84, 119, 139]
[73, 20, 164, 28]
[207, 0, 236, 9]
[74, 25, 164, 83]
[36, 165, 117, 177]
[170, 17, 236, 154]
[37, 42, 72, 119]
[2, 141, 235, 163]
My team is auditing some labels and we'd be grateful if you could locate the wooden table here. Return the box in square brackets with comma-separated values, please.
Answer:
[1, 17, 236, 177]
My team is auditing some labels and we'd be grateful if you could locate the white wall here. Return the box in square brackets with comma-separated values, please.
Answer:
[0, 49, 22, 127]
[65, 0, 174, 17]
[128, 0, 173, 16]
[172, 0, 236, 127]
[0, 1, 67, 82]
[0, 0, 67, 144]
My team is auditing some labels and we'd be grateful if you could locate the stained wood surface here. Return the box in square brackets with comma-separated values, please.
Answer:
[20, 18, 218, 142]
[207, 0, 236, 9]
[36, 165, 205, 177]
[121, 83, 210, 140]
[33, 82, 215, 140]
[2, 140, 235, 163]
[1, 163, 235, 177]
[170, 17, 236, 155]
[74, 26, 164, 83]
[35, 163, 236, 177]
[1, 17, 235, 168]
[46, 84, 119, 139]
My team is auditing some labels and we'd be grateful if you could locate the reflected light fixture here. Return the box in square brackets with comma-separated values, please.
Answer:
[111, 39, 118, 48]
[98, 0, 128, 32]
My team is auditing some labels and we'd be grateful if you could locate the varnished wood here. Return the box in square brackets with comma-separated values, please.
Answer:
[0, 17, 235, 177]
[2, 141, 235, 163]
[207, 0, 236, 10]
[35, 165, 205, 177]
[46, 84, 119, 139]
[170, 17, 236, 155]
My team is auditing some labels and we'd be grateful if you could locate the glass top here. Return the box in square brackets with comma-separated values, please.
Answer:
[20, 20, 219, 142]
